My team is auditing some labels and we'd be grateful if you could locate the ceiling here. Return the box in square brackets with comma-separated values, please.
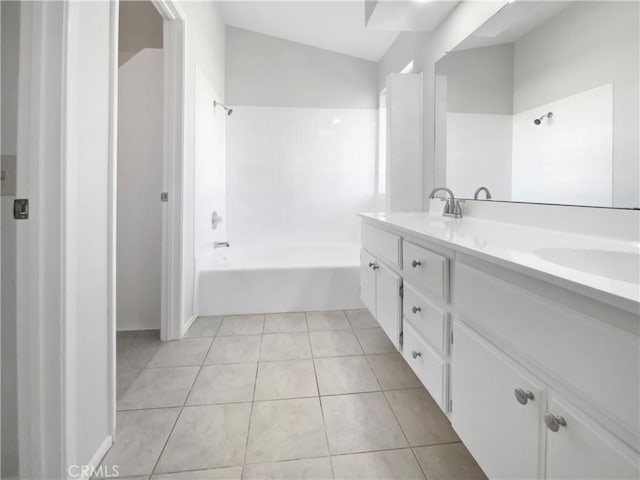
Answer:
[454, 1, 573, 51]
[366, 1, 459, 32]
[216, 1, 401, 62]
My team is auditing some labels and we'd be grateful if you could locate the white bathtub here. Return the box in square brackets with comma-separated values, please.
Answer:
[196, 243, 364, 316]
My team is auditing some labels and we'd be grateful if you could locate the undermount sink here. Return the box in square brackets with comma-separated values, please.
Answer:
[535, 247, 640, 284]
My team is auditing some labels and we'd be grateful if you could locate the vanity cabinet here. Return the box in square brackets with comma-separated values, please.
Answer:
[359, 214, 639, 480]
[360, 226, 403, 349]
[360, 250, 377, 315]
[452, 322, 543, 479]
[545, 395, 639, 480]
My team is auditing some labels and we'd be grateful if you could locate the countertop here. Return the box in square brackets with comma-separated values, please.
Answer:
[359, 212, 640, 314]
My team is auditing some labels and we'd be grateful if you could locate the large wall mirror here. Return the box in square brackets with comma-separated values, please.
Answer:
[434, 1, 639, 209]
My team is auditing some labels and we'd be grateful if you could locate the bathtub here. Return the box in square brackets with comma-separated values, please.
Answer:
[196, 243, 364, 316]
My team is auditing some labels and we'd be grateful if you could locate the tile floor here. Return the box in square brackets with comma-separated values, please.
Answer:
[105, 310, 486, 480]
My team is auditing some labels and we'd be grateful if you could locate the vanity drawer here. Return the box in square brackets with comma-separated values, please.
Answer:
[455, 261, 639, 434]
[403, 284, 449, 356]
[403, 321, 447, 411]
[402, 241, 449, 302]
[362, 223, 401, 268]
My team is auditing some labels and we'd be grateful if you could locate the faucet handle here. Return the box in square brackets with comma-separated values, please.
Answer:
[452, 200, 464, 218]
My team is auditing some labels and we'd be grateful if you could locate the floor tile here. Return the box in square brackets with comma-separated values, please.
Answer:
[117, 367, 199, 410]
[152, 467, 242, 479]
[187, 363, 258, 405]
[263, 312, 307, 333]
[331, 449, 425, 480]
[185, 316, 224, 338]
[322, 392, 408, 454]
[156, 403, 252, 473]
[414, 443, 487, 480]
[345, 309, 378, 329]
[254, 359, 317, 401]
[385, 389, 459, 446]
[243, 458, 332, 480]
[309, 331, 362, 358]
[100, 409, 179, 477]
[306, 311, 351, 331]
[147, 338, 212, 368]
[218, 315, 265, 336]
[314, 356, 380, 395]
[367, 353, 422, 390]
[205, 335, 261, 364]
[117, 330, 162, 399]
[259, 332, 311, 361]
[354, 328, 396, 354]
[246, 398, 328, 463]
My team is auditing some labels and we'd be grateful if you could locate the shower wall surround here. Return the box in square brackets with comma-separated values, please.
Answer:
[226, 106, 377, 245]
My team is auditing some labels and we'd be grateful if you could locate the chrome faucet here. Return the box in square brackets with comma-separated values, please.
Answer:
[429, 187, 464, 218]
[214, 241, 230, 249]
[474, 186, 492, 200]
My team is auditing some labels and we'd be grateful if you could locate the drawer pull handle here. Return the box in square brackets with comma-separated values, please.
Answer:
[411, 260, 421, 268]
[544, 413, 567, 432]
[368, 262, 379, 270]
[368, 262, 375, 268]
[412, 306, 421, 314]
[411, 350, 422, 359]
[514, 388, 534, 405]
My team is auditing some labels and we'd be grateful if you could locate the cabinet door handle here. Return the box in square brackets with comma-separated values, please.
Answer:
[372, 264, 379, 270]
[412, 306, 421, 314]
[368, 262, 375, 268]
[514, 388, 535, 405]
[544, 413, 567, 432]
[411, 260, 421, 268]
[411, 350, 422, 359]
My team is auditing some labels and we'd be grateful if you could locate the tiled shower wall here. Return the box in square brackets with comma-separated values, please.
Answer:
[226, 106, 377, 245]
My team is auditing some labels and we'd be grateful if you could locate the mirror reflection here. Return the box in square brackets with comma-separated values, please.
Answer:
[435, 1, 639, 209]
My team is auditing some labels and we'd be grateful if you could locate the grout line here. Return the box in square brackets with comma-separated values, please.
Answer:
[310, 355, 334, 479]
[148, 328, 218, 476]
[241, 332, 263, 466]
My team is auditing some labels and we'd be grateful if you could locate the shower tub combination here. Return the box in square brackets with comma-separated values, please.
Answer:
[196, 243, 364, 316]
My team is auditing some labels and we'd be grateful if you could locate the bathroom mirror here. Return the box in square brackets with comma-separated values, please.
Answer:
[434, 1, 639, 209]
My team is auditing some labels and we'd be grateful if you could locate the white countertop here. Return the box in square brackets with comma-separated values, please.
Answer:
[359, 212, 640, 314]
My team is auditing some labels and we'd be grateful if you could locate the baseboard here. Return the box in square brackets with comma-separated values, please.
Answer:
[182, 314, 197, 337]
[75, 434, 112, 480]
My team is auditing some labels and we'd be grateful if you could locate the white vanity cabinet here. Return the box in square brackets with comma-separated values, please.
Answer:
[545, 394, 640, 480]
[452, 322, 544, 479]
[359, 214, 640, 480]
[360, 225, 403, 349]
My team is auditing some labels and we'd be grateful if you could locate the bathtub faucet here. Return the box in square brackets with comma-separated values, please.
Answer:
[214, 241, 230, 249]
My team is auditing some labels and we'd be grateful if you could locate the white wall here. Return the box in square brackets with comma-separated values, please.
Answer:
[446, 113, 512, 199]
[513, 1, 639, 208]
[180, 1, 226, 328]
[64, 0, 112, 469]
[226, 106, 377, 245]
[436, 43, 514, 115]
[117, 48, 163, 331]
[226, 27, 378, 109]
[1, 2, 20, 477]
[512, 84, 613, 206]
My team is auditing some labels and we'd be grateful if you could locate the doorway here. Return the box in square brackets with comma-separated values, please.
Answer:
[115, 0, 165, 398]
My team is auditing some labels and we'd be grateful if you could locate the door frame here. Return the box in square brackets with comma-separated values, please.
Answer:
[15, 0, 187, 476]
[106, 0, 187, 442]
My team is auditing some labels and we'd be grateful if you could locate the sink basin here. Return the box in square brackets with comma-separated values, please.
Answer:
[535, 247, 640, 284]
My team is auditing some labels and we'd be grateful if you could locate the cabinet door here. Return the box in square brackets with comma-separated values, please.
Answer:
[375, 262, 402, 350]
[452, 322, 543, 479]
[360, 249, 377, 316]
[545, 395, 639, 480]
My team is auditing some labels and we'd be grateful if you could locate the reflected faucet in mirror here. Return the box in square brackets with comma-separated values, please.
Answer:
[429, 187, 464, 218]
[474, 187, 492, 200]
